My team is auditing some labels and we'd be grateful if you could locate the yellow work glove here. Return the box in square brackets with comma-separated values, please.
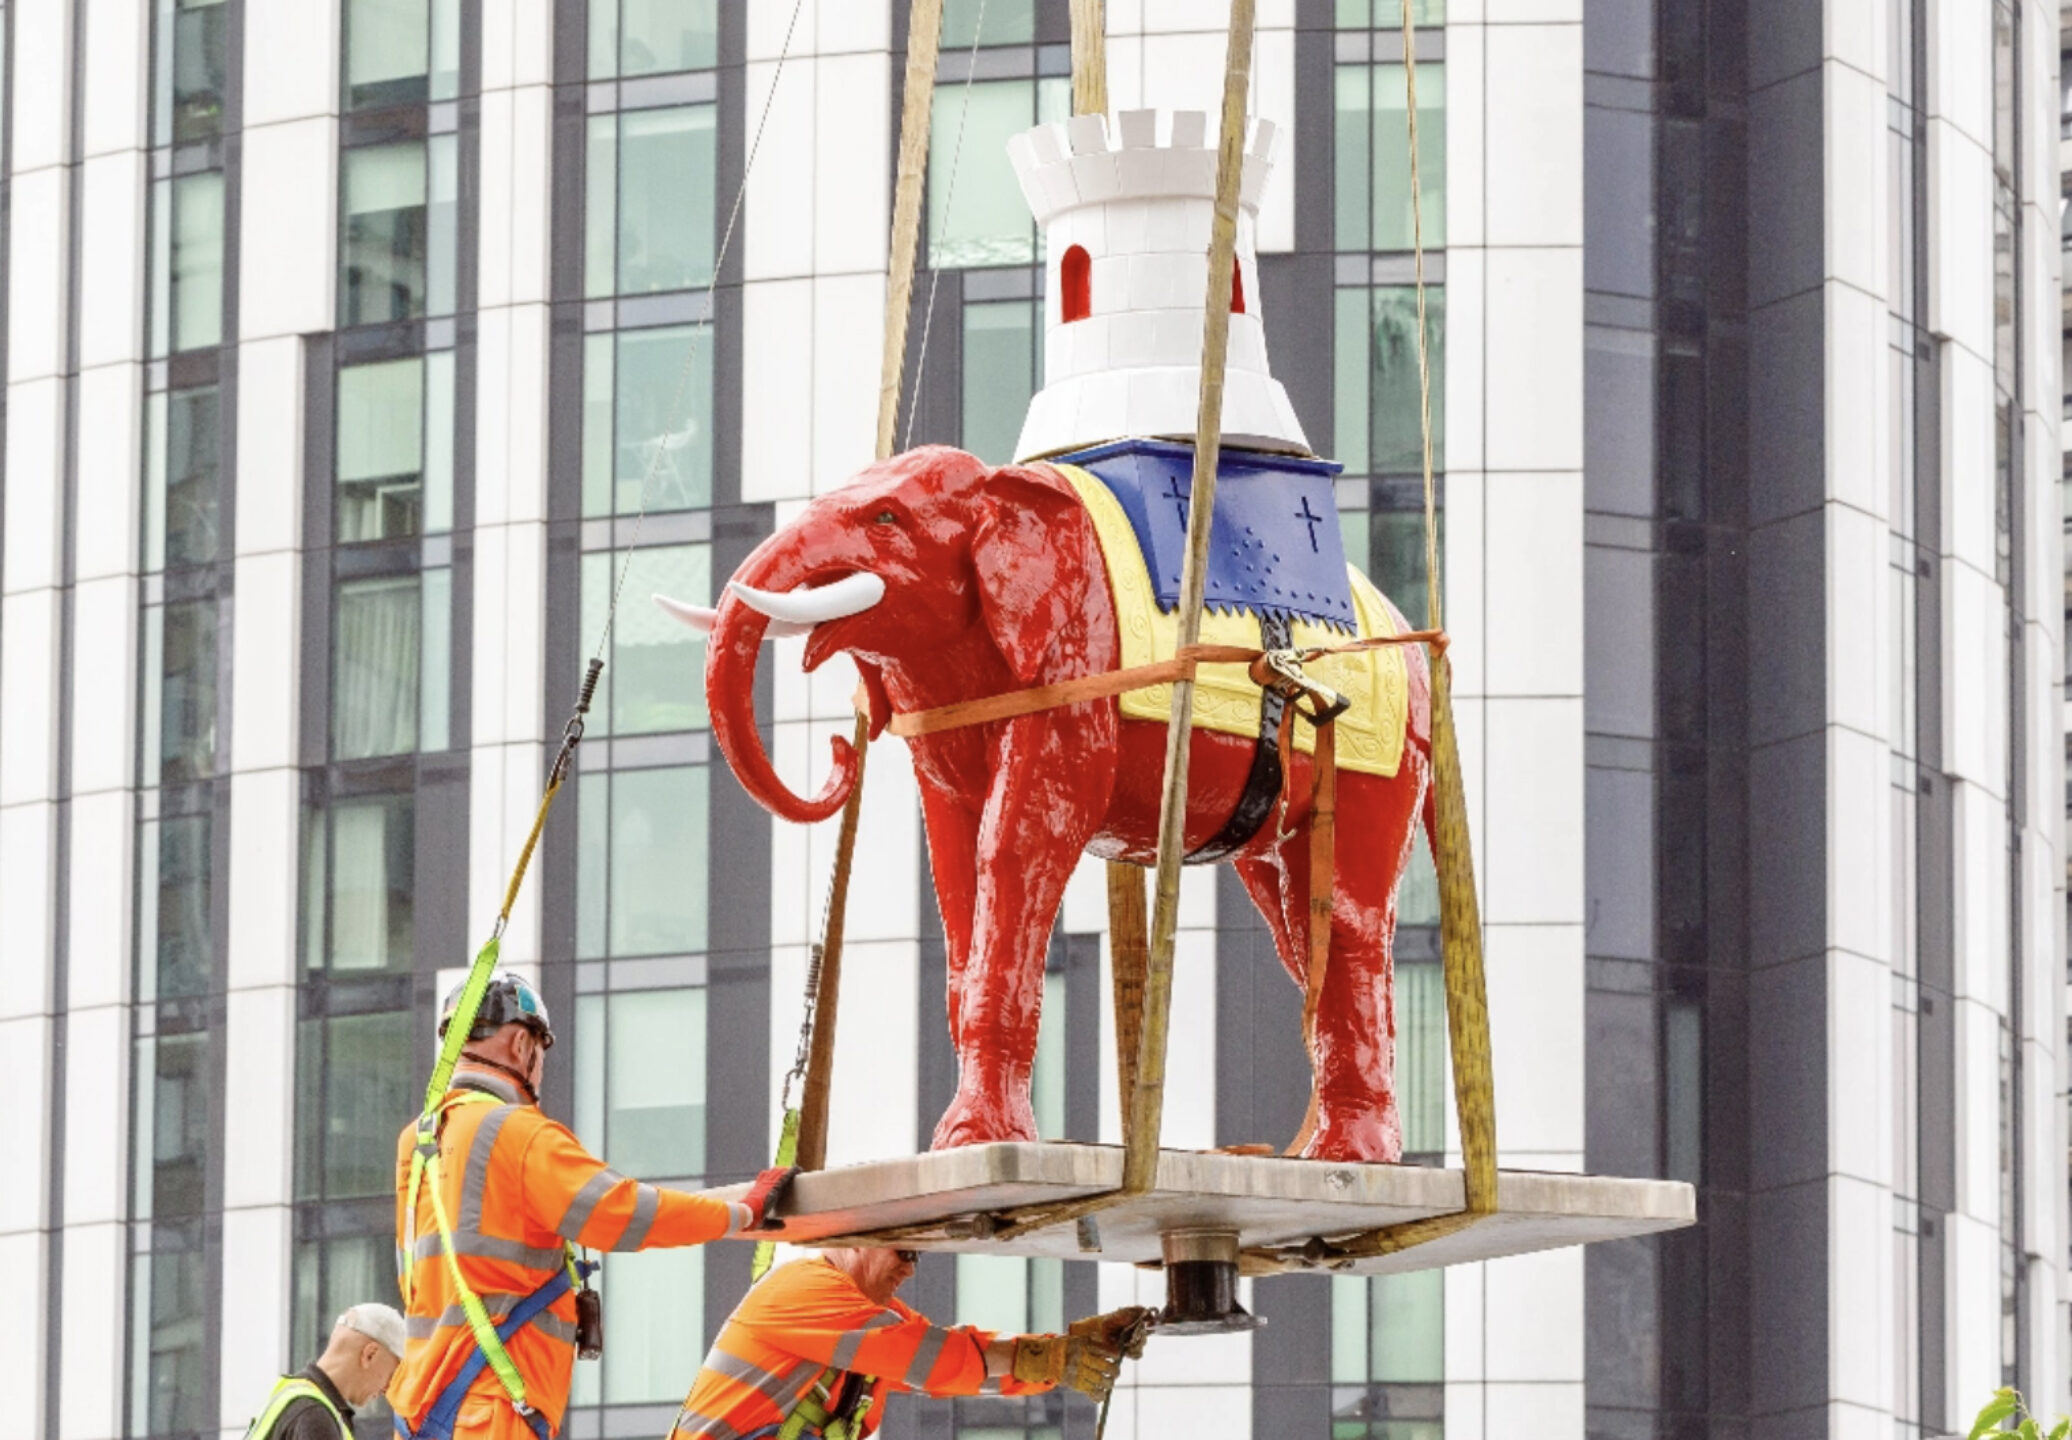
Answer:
[1068, 1305, 1157, 1360]
[1009, 1333, 1124, 1401]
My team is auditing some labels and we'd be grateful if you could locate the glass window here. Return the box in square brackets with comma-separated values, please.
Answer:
[144, 386, 221, 571]
[345, 0, 459, 109]
[295, 1009, 416, 1199]
[580, 546, 709, 736]
[420, 567, 452, 753]
[155, 0, 229, 144]
[134, 1029, 213, 1218]
[928, 79, 1068, 269]
[303, 795, 416, 971]
[338, 357, 430, 541]
[152, 171, 225, 356]
[291, 1231, 405, 1388]
[1335, 285, 1445, 480]
[582, 326, 714, 516]
[156, 599, 218, 784]
[1395, 963, 1444, 1154]
[138, 814, 213, 1001]
[1330, 1268, 1444, 1438]
[590, 0, 718, 80]
[586, 106, 717, 298]
[131, 1221, 213, 1438]
[342, 139, 456, 325]
[1335, 64, 1446, 254]
[1336, 0, 1443, 25]
[575, 766, 708, 959]
[942, 0, 1034, 48]
[962, 298, 1038, 464]
[576, 988, 708, 1179]
[569, 986, 710, 1405]
[334, 577, 422, 759]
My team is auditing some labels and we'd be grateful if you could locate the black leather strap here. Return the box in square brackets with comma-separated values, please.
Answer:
[1184, 613, 1294, 864]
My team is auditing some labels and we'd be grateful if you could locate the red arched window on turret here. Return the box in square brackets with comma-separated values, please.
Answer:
[1061, 245, 1091, 322]
[1231, 257, 1246, 314]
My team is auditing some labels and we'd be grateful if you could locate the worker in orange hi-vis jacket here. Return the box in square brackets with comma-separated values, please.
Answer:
[391, 972, 797, 1440]
[671, 1248, 1155, 1440]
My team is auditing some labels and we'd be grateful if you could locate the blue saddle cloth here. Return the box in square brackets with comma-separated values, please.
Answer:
[1053, 439, 1355, 632]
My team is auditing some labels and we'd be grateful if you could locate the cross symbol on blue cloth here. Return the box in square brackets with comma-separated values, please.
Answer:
[1162, 474, 1191, 529]
[1295, 495, 1324, 553]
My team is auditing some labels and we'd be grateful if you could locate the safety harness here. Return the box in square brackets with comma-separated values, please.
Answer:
[397, 1086, 594, 1440]
[245, 1375, 348, 1440]
[774, 1369, 877, 1440]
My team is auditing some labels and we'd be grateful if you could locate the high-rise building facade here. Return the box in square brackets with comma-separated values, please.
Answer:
[0, 3, 2060, 1440]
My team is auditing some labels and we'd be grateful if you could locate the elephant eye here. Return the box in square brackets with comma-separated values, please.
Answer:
[874, 510, 899, 525]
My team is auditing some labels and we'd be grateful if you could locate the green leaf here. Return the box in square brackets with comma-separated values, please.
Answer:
[2019, 1419, 2042, 1440]
[1973, 1393, 2021, 1440]
[2045, 1419, 2067, 1440]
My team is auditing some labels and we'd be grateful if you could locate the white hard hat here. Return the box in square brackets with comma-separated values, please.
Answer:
[337, 1303, 407, 1359]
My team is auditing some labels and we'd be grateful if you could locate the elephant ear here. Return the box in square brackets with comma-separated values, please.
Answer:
[971, 464, 1089, 685]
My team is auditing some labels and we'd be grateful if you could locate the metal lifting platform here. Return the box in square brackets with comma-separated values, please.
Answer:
[717, 1143, 1694, 1279]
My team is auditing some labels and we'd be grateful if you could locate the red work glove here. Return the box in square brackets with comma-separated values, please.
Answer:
[742, 1166, 799, 1230]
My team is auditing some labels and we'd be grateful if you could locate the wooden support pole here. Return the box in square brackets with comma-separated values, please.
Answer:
[1105, 862, 1147, 1142]
[876, 0, 945, 463]
[1122, 0, 1256, 1197]
[795, 712, 872, 1172]
[796, 0, 943, 1172]
[1068, 0, 1149, 1155]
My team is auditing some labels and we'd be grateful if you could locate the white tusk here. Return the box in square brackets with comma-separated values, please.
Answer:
[653, 593, 811, 640]
[728, 571, 886, 627]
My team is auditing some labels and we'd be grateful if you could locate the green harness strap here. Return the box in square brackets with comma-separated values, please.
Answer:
[245, 1376, 348, 1440]
[749, 1108, 800, 1283]
[400, 939, 573, 1414]
[776, 1368, 876, 1440]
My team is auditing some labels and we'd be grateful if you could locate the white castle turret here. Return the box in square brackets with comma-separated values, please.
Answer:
[1006, 108, 1308, 462]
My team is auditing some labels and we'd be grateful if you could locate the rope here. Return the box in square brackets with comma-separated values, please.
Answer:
[900, 0, 990, 453]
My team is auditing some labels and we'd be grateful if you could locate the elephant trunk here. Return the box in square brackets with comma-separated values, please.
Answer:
[704, 542, 860, 825]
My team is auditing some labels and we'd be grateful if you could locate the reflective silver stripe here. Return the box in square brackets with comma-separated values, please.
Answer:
[828, 1310, 903, 1371]
[670, 1411, 746, 1440]
[458, 1104, 519, 1232]
[701, 1349, 821, 1416]
[902, 1326, 952, 1387]
[977, 1376, 1003, 1395]
[411, 1230, 567, 1271]
[723, 1202, 755, 1236]
[556, 1168, 625, 1242]
[405, 1299, 578, 1346]
[613, 1183, 661, 1250]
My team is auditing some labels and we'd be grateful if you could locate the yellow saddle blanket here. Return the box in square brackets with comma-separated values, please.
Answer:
[1052, 463, 1409, 778]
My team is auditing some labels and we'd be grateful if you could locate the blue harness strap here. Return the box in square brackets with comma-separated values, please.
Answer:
[397, 1270, 574, 1440]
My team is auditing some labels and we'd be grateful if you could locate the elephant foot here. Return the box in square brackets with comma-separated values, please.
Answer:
[930, 1071, 1040, 1151]
[1299, 1102, 1404, 1165]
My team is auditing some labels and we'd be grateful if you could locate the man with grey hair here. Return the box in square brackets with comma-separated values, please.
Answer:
[242, 1303, 407, 1440]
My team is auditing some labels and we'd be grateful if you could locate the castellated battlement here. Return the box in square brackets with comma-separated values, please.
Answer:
[1005, 109, 1282, 225]
[1006, 109, 1307, 462]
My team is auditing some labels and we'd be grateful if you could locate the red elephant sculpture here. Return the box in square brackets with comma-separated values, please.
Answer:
[689, 445, 1432, 1164]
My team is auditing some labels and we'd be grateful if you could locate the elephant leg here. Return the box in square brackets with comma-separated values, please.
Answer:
[1267, 756, 1429, 1165]
[932, 714, 1115, 1150]
[919, 781, 982, 1049]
